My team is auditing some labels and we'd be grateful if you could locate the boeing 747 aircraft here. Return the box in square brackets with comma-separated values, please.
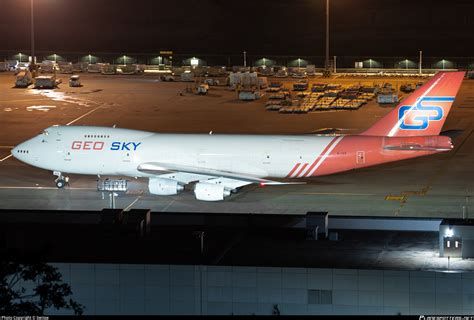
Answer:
[12, 71, 465, 201]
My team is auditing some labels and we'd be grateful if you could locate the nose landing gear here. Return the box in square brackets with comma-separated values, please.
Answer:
[53, 171, 69, 188]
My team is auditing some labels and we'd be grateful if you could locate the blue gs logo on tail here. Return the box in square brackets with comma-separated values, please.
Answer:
[398, 96, 454, 130]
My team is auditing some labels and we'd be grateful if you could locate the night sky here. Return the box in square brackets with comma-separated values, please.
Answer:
[1, 0, 473, 57]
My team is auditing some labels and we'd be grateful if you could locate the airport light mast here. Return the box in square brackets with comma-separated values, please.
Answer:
[325, 0, 330, 72]
[30, 0, 36, 73]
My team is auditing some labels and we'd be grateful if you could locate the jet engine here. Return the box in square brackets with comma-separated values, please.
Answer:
[194, 182, 231, 201]
[148, 178, 184, 195]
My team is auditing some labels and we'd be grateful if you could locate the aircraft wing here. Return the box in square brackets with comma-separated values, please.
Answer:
[307, 128, 357, 135]
[137, 162, 305, 186]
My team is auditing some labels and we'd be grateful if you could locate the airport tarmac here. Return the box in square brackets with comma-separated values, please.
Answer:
[0, 72, 473, 217]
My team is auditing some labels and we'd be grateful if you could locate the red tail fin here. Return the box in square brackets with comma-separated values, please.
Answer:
[362, 71, 465, 137]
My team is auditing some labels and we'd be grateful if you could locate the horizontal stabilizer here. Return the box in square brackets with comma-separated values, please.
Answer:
[383, 144, 452, 151]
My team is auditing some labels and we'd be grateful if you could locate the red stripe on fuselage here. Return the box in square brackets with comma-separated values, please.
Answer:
[294, 163, 309, 178]
[302, 137, 338, 177]
[286, 163, 301, 178]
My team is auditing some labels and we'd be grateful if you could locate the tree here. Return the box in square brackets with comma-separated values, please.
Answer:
[0, 261, 84, 315]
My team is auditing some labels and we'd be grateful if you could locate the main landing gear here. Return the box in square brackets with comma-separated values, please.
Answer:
[53, 171, 69, 189]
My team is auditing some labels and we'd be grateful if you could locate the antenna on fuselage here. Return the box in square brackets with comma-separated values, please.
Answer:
[209, 131, 213, 135]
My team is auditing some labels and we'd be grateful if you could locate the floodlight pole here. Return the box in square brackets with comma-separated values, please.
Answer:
[30, 0, 35, 69]
[243, 51, 247, 67]
[325, 0, 330, 71]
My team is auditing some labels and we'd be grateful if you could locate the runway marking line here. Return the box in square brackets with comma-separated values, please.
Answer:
[294, 192, 375, 196]
[124, 193, 143, 211]
[0, 154, 13, 162]
[0, 186, 96, 190]
[66, 106, 102, 125]
[161, 199, 175, 212]
[0, 98, 50, 103]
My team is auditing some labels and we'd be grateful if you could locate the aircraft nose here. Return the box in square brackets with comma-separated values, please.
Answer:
[11, 142, 28, 161]
[11, 145, 20, 158]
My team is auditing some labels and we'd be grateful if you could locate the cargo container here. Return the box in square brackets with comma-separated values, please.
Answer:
[400, 84, 414, 93]
[239, 89, 261, 101]
[377, 90, 399, 104]
[39, 61, 55, 74]
[0, 62, 8, 72]
[120, 64, 138, 75]
[15, 70, 33, 88]
[306, 65, 316, 76]
[293, 80, 308, 91]
[274, 70, 288, 78]
[72, 62, 87, 73]
[59, 63, 73, 74]
[180, 72, 194, 82]
[101, 64, 117, 75]
[34, 75, 57, 89]
[258, 77, 268, 89]
[87, 64, 102, 73]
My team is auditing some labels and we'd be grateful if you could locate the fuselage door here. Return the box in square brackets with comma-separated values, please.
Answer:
[356, 151, 365, 165]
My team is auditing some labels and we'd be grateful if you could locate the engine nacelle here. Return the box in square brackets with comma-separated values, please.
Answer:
[148, 178, 184, 195]
[194, 182, 231, 201]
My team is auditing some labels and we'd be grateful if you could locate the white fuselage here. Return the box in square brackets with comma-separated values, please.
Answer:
[13, 126, 338, 179]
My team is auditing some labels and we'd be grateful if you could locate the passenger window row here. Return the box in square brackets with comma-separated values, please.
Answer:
[83, 134, 110, 138]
